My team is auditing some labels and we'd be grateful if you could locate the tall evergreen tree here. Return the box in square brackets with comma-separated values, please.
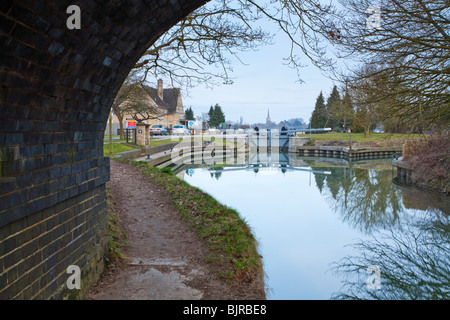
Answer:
[208, 105, 215, 127]
[326, 85, 342, 130]
[207, 103, 226, 128]
[310, 92, 327, 128]
[328, 87, 355, 131]
[184, 107, 195, 120]
[214, 104, 225, 127]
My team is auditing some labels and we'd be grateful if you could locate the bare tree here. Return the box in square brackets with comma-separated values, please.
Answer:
[128, 0, 448, 131]
[331, 212, 450, 300]
[132, 0, 339, 88]
[113, 75, 162, 138]
[112, 79, 134, 139]
[134, 0, 272, 88]
[120, 85, 162, 123]
[328, 83, 355, 132]
[239, 0, 337, 74]
[347, 65, 384, 134]
[319, 0, 450, 128]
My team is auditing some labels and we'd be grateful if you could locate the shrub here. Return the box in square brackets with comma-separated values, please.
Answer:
[404, 131, 450, 194]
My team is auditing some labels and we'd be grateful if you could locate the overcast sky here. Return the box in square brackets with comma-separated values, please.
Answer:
[182, 26, 336, 126]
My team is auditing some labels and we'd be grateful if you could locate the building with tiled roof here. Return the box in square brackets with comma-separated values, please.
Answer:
[109, 79, 184, 133]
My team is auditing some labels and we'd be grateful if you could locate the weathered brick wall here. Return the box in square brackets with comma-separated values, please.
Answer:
[0, 0, 208, 299]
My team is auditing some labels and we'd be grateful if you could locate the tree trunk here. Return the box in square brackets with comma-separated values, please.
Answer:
[117, 114, 124, 139]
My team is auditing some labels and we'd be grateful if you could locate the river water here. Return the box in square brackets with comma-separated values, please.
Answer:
[175, 153, 449, 300]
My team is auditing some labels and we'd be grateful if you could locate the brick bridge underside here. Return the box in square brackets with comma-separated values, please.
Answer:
[0, 0, 208, 299]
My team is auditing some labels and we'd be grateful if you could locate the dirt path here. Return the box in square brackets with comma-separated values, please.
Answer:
[85, 160, 264, 300]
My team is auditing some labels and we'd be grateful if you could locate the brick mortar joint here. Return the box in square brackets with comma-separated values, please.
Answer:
[0, 206, 107, 299]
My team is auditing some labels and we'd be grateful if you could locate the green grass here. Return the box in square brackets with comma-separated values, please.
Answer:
[122, 138, 178, 148]
[147, 138, 176, 147]
[299, 132, 423, 143]
[105, 186, 128, 265]
[103, 138, 177, 157]
[103, 135, 122, 140]
[103, 143, 137, 157]
[125, 160, 264, 288]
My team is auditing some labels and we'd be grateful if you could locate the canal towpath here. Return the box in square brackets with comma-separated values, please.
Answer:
[85, 160, 264, 300]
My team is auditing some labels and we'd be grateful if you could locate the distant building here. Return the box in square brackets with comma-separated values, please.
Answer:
[266, 109, 276, 128]
[108, 79, 184, 134]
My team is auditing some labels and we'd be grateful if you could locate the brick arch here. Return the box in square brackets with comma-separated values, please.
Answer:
[0, 0, 208, 299]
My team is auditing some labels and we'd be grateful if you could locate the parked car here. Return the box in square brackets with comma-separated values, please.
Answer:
[172, 125, 189, 135]
[205, 128, 221, 135]
[150, 125, 167, 136]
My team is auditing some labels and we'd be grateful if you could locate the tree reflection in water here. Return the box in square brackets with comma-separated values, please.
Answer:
[310, 161, 449, 299]
[314, 167, 404, 233]
[181, 155, 449, 299]
[330, 211, 449, 300]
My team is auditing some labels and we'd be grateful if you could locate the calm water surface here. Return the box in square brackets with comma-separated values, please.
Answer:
[177, 154, 449, 300]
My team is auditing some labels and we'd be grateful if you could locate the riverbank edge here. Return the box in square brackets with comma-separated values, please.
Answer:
[393, 158, 449, 195]
[119, 159, 267, 298]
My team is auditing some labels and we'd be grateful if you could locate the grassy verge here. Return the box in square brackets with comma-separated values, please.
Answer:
[125, 160, 264, 288]
[105, 184, 128, 265]
[147, 138, 176, 147]
[299, 132, 423, 144]
[118, 138, 178, 149]
[103, 143, 137, 157]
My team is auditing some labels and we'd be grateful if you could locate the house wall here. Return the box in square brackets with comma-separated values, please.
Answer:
[110, 88, 184, 130]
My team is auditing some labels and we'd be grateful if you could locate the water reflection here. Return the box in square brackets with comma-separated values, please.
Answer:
[177, 152, 333, 180]
[331, 211, 449, 300]
[312, 167, 404, 233]
[177, 152, 449, 299]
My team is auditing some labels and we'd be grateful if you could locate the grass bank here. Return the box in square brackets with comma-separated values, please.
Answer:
[124, 160, 265, 291]
[300, 132, 423, 146]
[103, 138, 175, 157]
[105, 184, 128, 265]
[103, 143, 137, 157]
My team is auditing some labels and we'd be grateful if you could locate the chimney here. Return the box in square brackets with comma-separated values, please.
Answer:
[157, 79, 163, 100]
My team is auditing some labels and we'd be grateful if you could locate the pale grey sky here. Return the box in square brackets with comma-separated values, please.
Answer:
[182, 27, 336, 125]
[141, 0, 350, 126]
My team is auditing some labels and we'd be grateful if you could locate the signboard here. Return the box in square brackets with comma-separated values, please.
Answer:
[127, 120, 136, 129]
[188, 120, 194, 128]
